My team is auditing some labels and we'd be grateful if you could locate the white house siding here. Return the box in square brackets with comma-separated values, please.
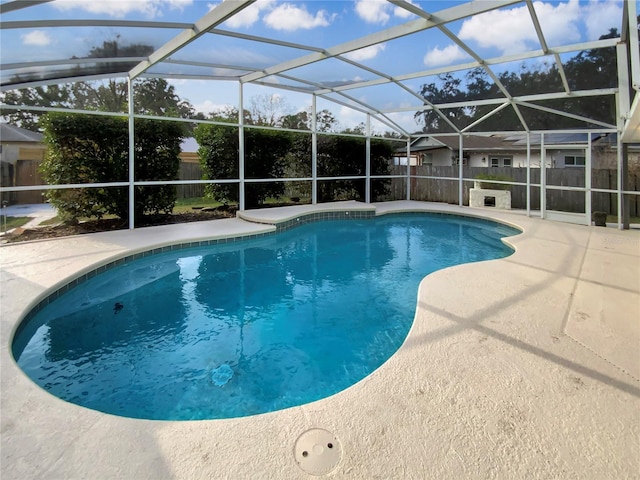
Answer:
[468, 153, 484, 167]
[430, 150, 453, 166]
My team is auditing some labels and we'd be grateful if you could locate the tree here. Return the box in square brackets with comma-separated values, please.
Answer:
[40, 113, 183, 223]
[279, 108, 337, 132]
[316, 135, 394, 202]
[134, 78, 195, 118]
[132, 119, 184, 218]
[247, 93, 293, 126]
[194, 124, 291, 208]
[316, 109, 338, 132]
[1, 39, 196, 130]
[1, 85, 72, 131]
[560, 27, 622, 126]
[414, 25, 631, 132]
[280, 111, 310, 130]
[197, 93, 396, 206]
[414, 73, 469, 132]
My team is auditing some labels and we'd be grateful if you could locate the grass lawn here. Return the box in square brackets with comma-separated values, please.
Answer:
[172, 197, 226, 213]
[1, 216, 32, 232]
[37, 198, 226, 225]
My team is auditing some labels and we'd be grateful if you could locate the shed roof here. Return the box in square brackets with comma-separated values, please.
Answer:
[0, 123, 44, 143]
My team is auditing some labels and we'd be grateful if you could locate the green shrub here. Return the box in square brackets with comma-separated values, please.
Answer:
[195, 124, 290, 208]
[40, 113, 183, 223]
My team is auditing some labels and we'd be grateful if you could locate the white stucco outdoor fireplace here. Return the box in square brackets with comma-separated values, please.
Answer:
[469, 181, 511, 209]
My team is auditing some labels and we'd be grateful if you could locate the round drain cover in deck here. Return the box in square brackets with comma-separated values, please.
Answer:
[293, 428, 342, 475]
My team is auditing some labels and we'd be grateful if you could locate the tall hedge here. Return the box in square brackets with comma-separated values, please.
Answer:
[40, 113, 183, 223]
[194, 123, 395, 206]
[195, 124, 290, 208]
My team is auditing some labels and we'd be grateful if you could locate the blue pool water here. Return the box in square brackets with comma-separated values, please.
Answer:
[12, 213, 519, 420]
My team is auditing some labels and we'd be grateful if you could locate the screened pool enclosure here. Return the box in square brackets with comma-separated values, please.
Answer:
[1, 0, 639, 229]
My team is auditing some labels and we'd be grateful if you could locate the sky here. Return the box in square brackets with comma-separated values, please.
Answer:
[1, 0, 631, 132]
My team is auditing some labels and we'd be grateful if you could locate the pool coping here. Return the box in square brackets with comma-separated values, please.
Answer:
[1, 200, 639, 479]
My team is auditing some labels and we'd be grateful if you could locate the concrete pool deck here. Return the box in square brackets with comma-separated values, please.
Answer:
[1, 200, 638, 479]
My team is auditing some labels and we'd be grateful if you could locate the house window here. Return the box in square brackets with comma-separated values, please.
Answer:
[423, 153, 433, 166]
[565, 155, 585, 167]
[491, 157, 512, 167]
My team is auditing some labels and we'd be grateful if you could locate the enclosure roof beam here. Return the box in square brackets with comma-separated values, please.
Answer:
[1, 19, 190, 29]
[0, 0, 53, 15]
[427, 88, 617, 110]
[625, 0, 640, 91]
[240, 0, 520, 84]
[516, 101, 617, 129]
[620, 0, 640, 142]
[2, 57, 146, 71]
[395, 38, 618, 83]
[396, 0, 529, 132]
[266, 72, 411, 135]
[461, 103, 511, 133]
[208, 28, 324, 54]
[313, 38, 617, 98]
[383, 87, 618, 114]
[164, 59, 258, 73]
[128, 0, 256, 80]
[0, 73, 127, 92]
[335, 52, 460, 133]
[525, 0, 571, 94]
[621, 94, 640, 142]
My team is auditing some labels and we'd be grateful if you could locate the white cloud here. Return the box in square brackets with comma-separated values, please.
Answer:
[355, 0, 417, 24]
[531, 0, 582, 46]
[423, 44, 468, 67]
[21, 30, 52, 46]
[209, 0, 276, 28]
[194, 100, 233, 115]
[165, 0, 192, 11]
[199, 46, 273, 66]
[263, 3, 333, 31]
[393, 0, 418, 19]
[582, 0, 622, 40]
[355, 0, 390, 24]
[344, 44, 386, 61]
[386, 111, 419, 132]
[51, 0, 193, 18]
[458, 0, 582, 55]
[458, 5, 537, 54]
[338, 105, 366, 128]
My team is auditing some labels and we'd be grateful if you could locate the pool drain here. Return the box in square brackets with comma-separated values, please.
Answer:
[293, 428, 342, 476]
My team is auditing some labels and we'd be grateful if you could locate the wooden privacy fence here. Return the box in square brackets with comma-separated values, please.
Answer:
[6, 160, 206, 203]
[176, 162, 205, 199]
[390, 166, 639, 217]
[6, 159, 638, 216]
[12, 160, 46, 204]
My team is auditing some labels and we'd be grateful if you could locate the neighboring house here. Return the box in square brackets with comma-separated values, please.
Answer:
[0, 130, 202, 205]
[0, 123, 46, 204]
[430, 135, 527, 168]
[394, 135, 537, 168]
[501, 133, 592, 169]
[394, 133, 639, 169]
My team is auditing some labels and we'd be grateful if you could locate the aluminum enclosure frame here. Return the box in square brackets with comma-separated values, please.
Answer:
[1, 0, 638, 229]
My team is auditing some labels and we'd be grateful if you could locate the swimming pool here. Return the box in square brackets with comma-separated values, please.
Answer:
[12, 213, 519, 420]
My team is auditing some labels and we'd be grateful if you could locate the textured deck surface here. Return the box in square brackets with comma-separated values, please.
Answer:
[2, 201, 638, 479]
